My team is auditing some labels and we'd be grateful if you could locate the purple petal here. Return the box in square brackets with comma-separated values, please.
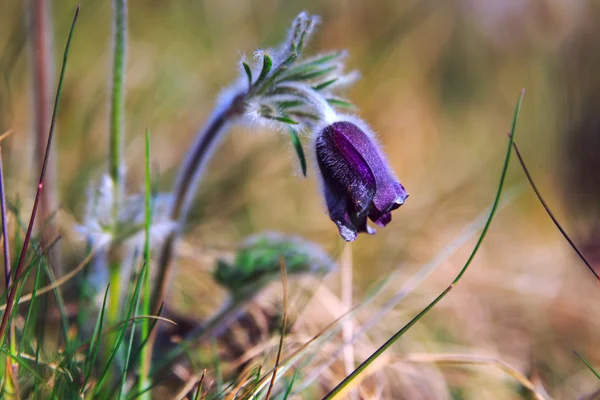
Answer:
[329, 122, 408, 214]
[368, 208, 392, 227]
[316, 123, 376, 216]
[315, 120, 408, 241]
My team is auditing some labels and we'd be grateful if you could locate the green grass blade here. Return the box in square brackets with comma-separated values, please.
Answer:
[93, 261, 147, 397]
[322, 89, 525, 399]
[510, 140, 600, 280]
[0, 348, 54, 398]
[82, 284, 110, 393]
[18, 259, 43, 354]
[282, 368, 298, 400]
[0, 3, 80, 345]
[192, 370, 205, 400]
[118, 286, 142, 399]
[211, 338, 223, 394]
[575, 351, 600, 381]
[40, 254, 70, 348]
[137, 129, 153, 398]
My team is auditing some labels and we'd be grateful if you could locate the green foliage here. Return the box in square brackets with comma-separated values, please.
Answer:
[213, 233, 333, 297]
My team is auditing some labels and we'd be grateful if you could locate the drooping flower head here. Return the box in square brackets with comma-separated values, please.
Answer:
[315, 118, 408, 242]
[225, 11, 407, 241]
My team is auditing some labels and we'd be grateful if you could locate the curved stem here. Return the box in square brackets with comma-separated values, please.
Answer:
[151, 92, 245, 310]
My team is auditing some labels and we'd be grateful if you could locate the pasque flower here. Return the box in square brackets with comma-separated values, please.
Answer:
[315, 119, 408, 242]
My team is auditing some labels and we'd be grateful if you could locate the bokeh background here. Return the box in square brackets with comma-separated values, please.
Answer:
[2, 0, 600, 398]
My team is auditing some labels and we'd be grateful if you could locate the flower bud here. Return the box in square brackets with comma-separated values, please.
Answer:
[315, 120, 408, 241]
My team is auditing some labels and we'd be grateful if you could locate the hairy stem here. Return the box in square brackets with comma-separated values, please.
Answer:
[109, 0, 127, 210]
[151, 92, 246, 313]
[106, 0, 127, 366]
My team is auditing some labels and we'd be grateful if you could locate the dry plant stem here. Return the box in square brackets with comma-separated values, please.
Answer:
[511, 139, 600, 281]
[0, 148, 10, 289]
[340, 243, 355, 399]
[401, 353, 548, 400]
[0, 244, 96, 312]
[0, 148, 17, 397]
[173, 371, 206, 400]
[265, 258, 289, 400]
[0, 5, 80, 343]
[31, 0, 60, 275]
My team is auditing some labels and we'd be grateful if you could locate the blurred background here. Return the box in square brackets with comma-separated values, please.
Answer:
[2, 0, 600, 398]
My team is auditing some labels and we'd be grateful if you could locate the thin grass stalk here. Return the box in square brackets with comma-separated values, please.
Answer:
[107, 0, 128, 331]
[264, 258, 289, 400]
[0, 147, 16, 400]
[137, 130, 152, 399]
[0, 149, 10, 291]
[340, 243, 355, 400]
[575, 351, 600, 381]
[322, 89, 525, 399]
[401, 353, 548, 400]
[296, 186, 524, 394]
[0, 5, 80, 344]
[31, 0, 60, 275]
[510, 139, 600, 281]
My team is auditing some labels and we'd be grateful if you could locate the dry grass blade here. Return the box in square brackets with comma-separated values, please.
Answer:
[249, 303, 363, 394]
[0, 243, 98, 311]
[401, 353, 550, 400]
[173, 370, 207, 400]
[0, 130, 14, 143]
[223, 365, 257, 400]
[17, 352, 74, 382]
[264, 257, 289, 400]
[340, 243, 355, 399]
[0, 147, 10, 289]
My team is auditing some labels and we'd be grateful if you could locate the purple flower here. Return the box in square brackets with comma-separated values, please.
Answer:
[315, 120, 408, 241]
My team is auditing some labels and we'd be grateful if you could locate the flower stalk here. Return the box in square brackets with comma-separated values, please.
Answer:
[106, 0, 127, 338]
[109, 0, 127, 212]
